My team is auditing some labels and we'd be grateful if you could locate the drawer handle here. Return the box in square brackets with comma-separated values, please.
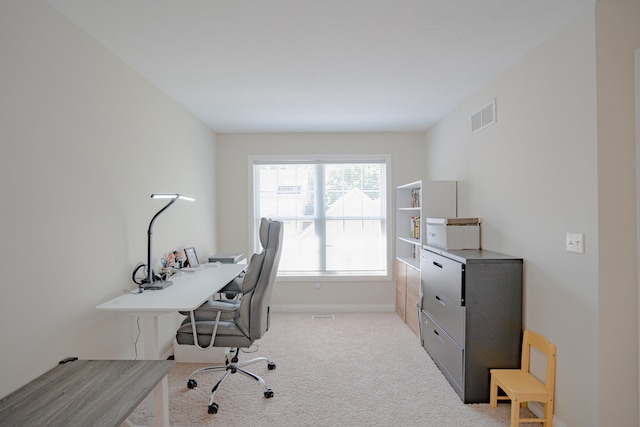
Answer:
[435, 295, 446, 306]
[433, 329, 445, 343]
[433, 261, 443, 269]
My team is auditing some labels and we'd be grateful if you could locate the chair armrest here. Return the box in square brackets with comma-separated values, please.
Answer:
[219, 276, 243, 294]
[180, 300, 240, 322]
[182, 300, 240, 350]
[202, 300, 238, 312]
[179, 299, 238, 315]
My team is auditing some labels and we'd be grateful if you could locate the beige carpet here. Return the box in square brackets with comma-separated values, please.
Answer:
[131, 312, 539, 426]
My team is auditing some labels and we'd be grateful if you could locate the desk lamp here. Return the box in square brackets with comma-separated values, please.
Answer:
[142, 193, 195, 291]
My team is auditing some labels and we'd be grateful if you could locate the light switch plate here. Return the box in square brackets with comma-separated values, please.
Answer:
[566, 233, 585, 253]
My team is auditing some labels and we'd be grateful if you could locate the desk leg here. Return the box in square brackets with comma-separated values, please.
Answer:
[141, 316, 170, 427]
[150, 377, 169, 427]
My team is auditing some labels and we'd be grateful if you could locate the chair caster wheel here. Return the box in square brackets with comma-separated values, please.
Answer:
[267, 362, 276, 370]
[208, 402, 219, 414]
[187, 379, 197, 389]
[264, 389, 274, 398]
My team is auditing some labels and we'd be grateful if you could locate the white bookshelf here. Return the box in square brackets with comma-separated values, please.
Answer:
[395, 180, 457, 269]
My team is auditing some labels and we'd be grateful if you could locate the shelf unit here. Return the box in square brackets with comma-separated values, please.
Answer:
[395, 180, 457, 269]
[396, 180, 422, 269]
[395, 180, 457, 335]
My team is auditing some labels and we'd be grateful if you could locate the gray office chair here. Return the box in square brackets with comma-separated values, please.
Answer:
[175, 218, 283, 415]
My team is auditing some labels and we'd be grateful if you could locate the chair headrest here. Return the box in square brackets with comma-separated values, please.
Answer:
[259, 217, 270, 249]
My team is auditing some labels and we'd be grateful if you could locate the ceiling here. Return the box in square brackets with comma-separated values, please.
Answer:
[47, 0, 594, 133]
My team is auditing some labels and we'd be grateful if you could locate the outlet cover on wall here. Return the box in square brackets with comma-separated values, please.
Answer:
[566, 233, 585, 254]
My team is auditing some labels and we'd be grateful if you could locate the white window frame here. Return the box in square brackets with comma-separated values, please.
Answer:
[249, 154, 392, 282]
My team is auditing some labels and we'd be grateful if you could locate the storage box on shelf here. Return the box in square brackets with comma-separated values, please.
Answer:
[419, 245, 523, 403]
[395, 180, 456, 334]
[425, 217, 481, 250]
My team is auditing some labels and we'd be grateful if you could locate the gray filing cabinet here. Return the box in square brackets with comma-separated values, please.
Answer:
[419, 246, 523, 403]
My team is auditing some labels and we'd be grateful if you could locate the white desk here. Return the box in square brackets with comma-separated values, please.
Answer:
[96, 263, 246, 427]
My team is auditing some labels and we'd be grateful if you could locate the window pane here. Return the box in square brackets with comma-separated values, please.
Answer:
[279, 219, 320, 272]
[256, 164, 316, 218]
[325, 219, 386, 272]
[324, 164, 383, 218]
[254, 160, 386, 276]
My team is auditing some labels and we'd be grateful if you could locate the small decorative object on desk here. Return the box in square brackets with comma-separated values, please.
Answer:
[163, 250, 184, 269]
[184, 247, 199, 267]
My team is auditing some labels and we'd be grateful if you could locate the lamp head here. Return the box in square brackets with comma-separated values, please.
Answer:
[151, 193, 195, 202]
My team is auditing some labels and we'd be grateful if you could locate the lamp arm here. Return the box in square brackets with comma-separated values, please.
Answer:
[146, 197, 178, 285]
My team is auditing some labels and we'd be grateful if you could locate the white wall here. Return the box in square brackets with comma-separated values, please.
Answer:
[425, 4, 640, 426]
[595, 1, 640, 426]
[216, 133, 424, 311]
[0, 0, 218, 398]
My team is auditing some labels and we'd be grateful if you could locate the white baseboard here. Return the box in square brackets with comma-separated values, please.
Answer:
[527, 402, 567, 427]
[271, 304, 395, 313]
[161, 347, 174, 361]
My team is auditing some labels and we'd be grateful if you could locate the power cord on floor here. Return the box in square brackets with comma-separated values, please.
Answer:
[134, 316, 141, 360]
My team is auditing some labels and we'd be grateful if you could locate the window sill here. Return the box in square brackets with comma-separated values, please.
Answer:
[276, 274, 391, 282]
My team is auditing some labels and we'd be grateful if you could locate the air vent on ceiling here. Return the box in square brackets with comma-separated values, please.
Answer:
[470, 99, 496, 134]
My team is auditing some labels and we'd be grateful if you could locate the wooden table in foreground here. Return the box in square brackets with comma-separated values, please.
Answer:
[0, 359, 175, 427]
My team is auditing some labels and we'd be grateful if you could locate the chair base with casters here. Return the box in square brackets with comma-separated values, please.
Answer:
[186, 347, 276, 414]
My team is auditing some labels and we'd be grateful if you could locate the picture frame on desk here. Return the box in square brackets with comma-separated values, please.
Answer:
[184, 246, 199, 267]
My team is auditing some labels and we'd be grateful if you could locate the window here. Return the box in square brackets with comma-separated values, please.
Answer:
[251, 156, 389, 277]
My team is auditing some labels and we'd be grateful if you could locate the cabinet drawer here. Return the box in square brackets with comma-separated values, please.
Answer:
[406, 265, 420, 302]
[420, 250, 465, 344]
[420, 309, 464, 396]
